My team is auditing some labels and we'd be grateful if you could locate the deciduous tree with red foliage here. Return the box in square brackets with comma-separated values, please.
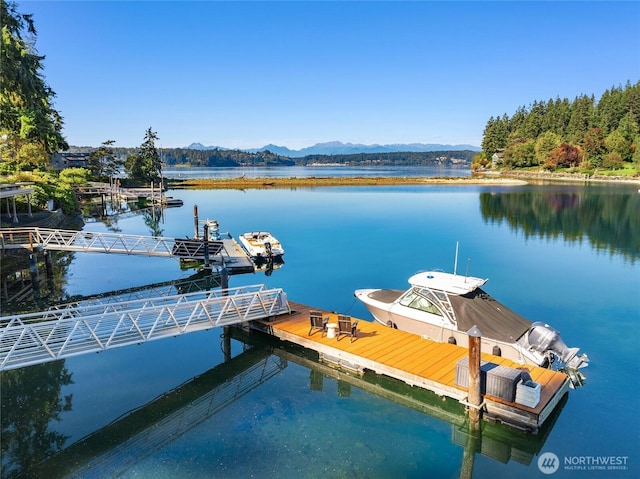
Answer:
[544, 144, 585, 170]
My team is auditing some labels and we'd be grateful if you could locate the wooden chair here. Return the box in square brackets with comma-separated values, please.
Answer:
[336, 314, 358, 342]
[308, 310, 328, 337]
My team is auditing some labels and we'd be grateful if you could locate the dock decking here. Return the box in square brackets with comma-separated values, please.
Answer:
[255, 302, 570, 433]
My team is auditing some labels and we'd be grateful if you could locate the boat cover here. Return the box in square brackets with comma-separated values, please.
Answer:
[449, 288, 531, 343]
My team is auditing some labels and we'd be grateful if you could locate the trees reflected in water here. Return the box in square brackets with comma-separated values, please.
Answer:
[479, 188, 640, 261]
[0, 362, 73, 478]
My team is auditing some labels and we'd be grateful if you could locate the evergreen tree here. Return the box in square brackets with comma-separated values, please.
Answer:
[88, 139, 122, 181]
[567, 94, 594, 144]
[480, 81, 639, 172]
[124, 128, 161, 183]
[0, 0, 68, 170]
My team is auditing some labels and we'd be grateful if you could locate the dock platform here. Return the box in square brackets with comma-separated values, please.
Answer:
[254, 302, 570, 433]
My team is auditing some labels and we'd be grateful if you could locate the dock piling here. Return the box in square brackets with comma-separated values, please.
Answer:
[203, 223, 210, 268]
[193, 205, 199, 239]
[467, 325, 483, 425]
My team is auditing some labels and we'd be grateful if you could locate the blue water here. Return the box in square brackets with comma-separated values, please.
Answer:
[2, 180, 639, 478]
[161, 165, 471, 179]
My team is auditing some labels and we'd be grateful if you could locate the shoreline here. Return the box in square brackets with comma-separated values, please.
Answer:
[167, 175, 527, 190]
[166, 172, 639, 190]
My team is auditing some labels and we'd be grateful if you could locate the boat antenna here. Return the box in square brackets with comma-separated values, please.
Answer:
[465, 258, 471, 281]
[453, 241, 459, 276]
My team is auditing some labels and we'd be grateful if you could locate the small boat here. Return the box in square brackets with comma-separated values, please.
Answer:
[239, 231, 284, 258]
[355, 270, 589, 372]
[152, 196, 184, 207]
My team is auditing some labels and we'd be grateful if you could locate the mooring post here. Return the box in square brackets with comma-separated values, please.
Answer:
[44, 249, 53, 278]
[467, 325, 483, 425]
[220, 264, 229, 291]
[222, 326, 231, 362]
[203, 223, 210, 268]
[29, 253, 40, 287]
[193, 204, 199, 239]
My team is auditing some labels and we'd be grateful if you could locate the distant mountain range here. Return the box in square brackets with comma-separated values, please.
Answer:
[186, 141, 480, 158]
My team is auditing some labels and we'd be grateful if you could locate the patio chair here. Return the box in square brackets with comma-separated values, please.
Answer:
[336, 314, 358, 342]
[308, 310, 328, 337]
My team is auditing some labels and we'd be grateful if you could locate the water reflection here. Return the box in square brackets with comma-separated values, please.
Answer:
[4, 328, 564, 478]
[479, 187, 640, 261]
[0, 362, 73, 479]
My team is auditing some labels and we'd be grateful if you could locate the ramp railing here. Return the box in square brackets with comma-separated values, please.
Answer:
[0, 284, 290, 371]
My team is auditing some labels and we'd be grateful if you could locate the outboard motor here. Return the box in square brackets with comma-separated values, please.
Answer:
[525, 322, 589, 370]
[208, 220, 220, 240]
[264, 241, 273, 259]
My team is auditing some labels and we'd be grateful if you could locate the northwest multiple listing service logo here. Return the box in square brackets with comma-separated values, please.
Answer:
[538, 452, 560, 474]
[538, 451, 630, 474]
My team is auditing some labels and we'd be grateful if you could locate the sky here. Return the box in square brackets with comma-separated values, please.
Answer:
[17, 0, 640, 150]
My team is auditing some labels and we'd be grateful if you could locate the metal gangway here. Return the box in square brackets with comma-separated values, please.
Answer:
[0, 227, 224, 258]
[0, 284, 290, 371]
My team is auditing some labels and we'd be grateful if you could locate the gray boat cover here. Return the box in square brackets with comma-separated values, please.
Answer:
[450, 288, 531, 342]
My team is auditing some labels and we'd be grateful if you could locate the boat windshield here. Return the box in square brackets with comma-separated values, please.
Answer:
[399, 290, 443, 316]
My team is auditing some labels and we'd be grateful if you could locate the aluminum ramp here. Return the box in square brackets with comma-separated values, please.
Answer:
[0, 227, 224, 258]
[0, 284, 290, 371]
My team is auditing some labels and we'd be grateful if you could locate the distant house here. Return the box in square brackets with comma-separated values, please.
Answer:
[51, 152, 91, 169]
[491, 149, 504, 168]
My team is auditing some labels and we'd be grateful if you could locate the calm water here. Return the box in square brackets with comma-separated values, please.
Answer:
[162, 165, 471, 179]
[1, 178, 639, 478]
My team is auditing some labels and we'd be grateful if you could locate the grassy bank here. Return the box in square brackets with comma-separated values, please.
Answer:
[167, 175, 528, 190]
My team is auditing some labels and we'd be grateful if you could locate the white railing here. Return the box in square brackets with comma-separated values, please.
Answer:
[0, 284, 289, 370]
[0, 227, 225, 258]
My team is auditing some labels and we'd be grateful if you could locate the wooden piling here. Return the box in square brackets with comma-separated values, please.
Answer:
[467, 326, 483, 424]
[203, 223, 210, 267]
[193, 205, 199, 239]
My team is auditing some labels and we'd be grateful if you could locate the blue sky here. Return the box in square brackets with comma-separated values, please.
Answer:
[20, 0, 640, 150]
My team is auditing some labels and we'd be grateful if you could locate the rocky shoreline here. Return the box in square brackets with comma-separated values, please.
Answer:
[496, 170, 640, 185]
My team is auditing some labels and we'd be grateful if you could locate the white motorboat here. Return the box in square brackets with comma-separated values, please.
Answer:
[355, 270, 589, 372]
[239, 231, 284, 258]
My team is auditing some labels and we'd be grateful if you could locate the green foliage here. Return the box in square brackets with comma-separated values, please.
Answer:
[605, 130, 632, 162]
[159, 148, 472, 168]
[161, 147, 294, 167]
[299, 150, 474, 166]
[88, 139, 122, 180]
[602, 151, 624, 170]
[124, 128, 162, 184]
[481, 81, 640, 174]
[471, 152, 489, 170]
[503, 139, 535, 168]
[535, 132, 561, 166]
[0, 1, 68, 171]
[6, 169, 80, 214]
[59, 167, 90, 186]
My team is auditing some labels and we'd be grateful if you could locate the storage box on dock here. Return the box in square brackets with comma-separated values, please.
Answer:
[515, 379, 541, 408]
[455, 357, 523, 402]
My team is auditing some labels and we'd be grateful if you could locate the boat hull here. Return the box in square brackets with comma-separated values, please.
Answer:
[355, 269, 588, 374]
[355, 288, 545, 367]
[239, 232, 284, 258]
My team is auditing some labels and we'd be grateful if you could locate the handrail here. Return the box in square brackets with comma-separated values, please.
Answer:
[0, 284, 290, 371]
[0, 227, 224, 258]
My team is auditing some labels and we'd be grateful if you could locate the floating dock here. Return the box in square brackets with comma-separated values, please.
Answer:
[252, 302, 570, 433]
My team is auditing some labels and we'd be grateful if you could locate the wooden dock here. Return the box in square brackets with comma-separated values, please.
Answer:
[254, 302, 571, 433]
